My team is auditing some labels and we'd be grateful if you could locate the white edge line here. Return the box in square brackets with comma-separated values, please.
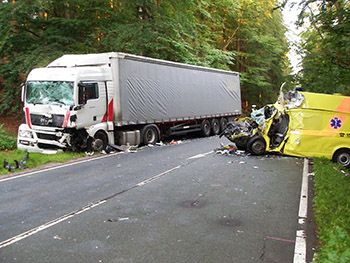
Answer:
[137, 165, 181, 186]
[0, 152, 122, 183]
[293, 158, 309, 263]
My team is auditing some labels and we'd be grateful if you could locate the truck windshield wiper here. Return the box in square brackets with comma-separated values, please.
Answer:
[49, 99, 66, 105]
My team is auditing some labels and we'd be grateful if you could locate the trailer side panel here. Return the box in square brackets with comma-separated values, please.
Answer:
[114, 56, 241, 124]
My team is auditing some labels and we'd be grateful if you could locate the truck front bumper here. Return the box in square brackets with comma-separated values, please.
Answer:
[17, 124, 69, 153]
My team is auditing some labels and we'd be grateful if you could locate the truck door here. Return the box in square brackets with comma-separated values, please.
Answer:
[76, 82, 107, 128]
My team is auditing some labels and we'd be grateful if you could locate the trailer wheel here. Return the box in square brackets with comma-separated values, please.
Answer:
[333, 149, 350, 168]
[201, 120, 211, 137]
[141, 124, 159, 145]
[211, 119, 220, 135]
[219, 118, 228, 132]
[247, 136, 266, 155]
[93, 131, 108, 151]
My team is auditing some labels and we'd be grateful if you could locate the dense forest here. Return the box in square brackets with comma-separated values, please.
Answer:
[296, 0, 350, 95]
[0, 0, 349, 116]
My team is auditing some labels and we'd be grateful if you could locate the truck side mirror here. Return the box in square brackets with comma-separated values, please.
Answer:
[20, 83, 25, 102]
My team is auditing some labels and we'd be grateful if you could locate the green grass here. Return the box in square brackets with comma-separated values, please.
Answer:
[0, 124, 85, 175]
[0, 150, 85, 175]
[0, 125, 17, 150]
[313, 158, 350, 263]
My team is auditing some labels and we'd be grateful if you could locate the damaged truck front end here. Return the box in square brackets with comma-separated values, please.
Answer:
[17, 67, 108, 153]
[222, 89, 350, 167]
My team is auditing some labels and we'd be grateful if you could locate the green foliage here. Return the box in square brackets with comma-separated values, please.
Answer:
[0, 149, 84, 175]
[296, 0, 350, 95]
[313, 158, 350, 263]
[0, 0, 290, 115]
[0, 125, 17, 150]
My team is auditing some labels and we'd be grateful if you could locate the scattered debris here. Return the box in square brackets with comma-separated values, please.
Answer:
[53, 235, 62, 240]
[169, 139, 183, 145]
[107, 217, 130, 222]
[2, 151, 29, 172]
[215, 144, 238, 155]
[333, 166, 350, 176]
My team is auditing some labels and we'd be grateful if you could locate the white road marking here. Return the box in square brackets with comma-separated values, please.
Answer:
[187, 151, 213, 160]
[293, 158, 309, 263]
[0, 152, 122, 183]
[294, 230, 307, 262]
[0, 200, 106, 249]
[0, 165, 181, 249]
[137, 166, 181, 186]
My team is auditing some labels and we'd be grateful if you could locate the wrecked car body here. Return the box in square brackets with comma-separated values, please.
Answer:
[222, 89, 350, 167]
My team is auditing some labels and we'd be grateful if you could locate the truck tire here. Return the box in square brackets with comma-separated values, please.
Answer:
[220, 118, 228, 132]
[211, 119, 220, 135]
[333, 149, 350, 168]
[201, 120, 211, 137]
[93, 131, 108, 151]
[141, 124, 159, 145]
[247, 136, 266, 155]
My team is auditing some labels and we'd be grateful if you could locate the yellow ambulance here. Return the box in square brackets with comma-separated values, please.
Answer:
[223, 90, 350, 167]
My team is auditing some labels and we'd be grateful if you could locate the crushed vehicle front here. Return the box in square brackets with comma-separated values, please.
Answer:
[222, 88, 350, 167]
[222, 90, 300, 155]
[17, 68, 80, 153]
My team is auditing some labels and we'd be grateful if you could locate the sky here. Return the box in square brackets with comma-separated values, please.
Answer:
[282, 1, 303, 74]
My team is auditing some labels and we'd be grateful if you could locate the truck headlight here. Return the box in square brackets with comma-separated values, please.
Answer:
[19, 130, 33, 138]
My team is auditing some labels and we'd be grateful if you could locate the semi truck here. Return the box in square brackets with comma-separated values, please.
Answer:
[17, 52, 241, 153]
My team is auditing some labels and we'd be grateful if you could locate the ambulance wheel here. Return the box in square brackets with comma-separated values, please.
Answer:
[211, 119, 220, 135]
[141, 124, 159, 145]
[93, 131, 108, 151]
[247, 136, 266, 155]
[333, 149, 350, 168]
[201, 120, 211, 137]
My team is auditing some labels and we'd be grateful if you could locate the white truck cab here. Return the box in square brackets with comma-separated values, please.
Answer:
[18, 54, 115, 153]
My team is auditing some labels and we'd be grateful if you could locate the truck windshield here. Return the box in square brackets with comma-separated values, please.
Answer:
[26, 81, 74, 106]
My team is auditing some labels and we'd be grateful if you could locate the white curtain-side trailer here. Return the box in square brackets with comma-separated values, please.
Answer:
[18, 52, 241, 152]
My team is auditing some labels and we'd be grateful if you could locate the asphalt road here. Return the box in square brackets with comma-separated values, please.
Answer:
[0, 136, 303, 263]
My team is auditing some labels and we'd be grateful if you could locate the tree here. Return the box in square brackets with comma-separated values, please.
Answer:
[0, 0, 290, 115]
[296, 0, 350, 95]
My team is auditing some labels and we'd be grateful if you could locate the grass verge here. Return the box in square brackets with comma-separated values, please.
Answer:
[0, 150, 85, 176]
[313, 158, 350, 263]
[0, 124, 17, 150]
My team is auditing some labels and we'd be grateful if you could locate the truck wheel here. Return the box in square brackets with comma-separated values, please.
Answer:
[93, 131, 108, 151]
[219, 118, 228, 132]
[201, 120, 211, 137]
[141, 124, 159, 145]
[247, 136, 266, 155]
[333, 149, 350, 168]
[211, 119, 220, 135]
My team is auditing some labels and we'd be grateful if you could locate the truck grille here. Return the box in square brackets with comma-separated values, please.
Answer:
[30, 114, 64, 127]
[37, 133, 59, 141]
